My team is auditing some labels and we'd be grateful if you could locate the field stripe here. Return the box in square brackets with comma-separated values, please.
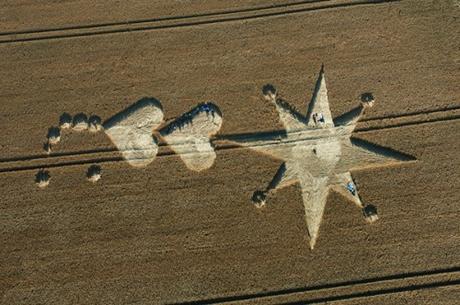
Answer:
[360, 104, 460, 123]
[169, 266, 460, 304]
[0, 0, 342, 36]
[279, 280, 460, 305]
[0, 0, 400, 45]
[0, 105, 458, 173]
[355, 106, 460, 132]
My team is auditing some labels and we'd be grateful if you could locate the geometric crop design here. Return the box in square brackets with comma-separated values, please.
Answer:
[37, 100, 223, 187]
[104, 99, 223, 171]
[225, 66, 415, 249]
[37, 66, 414, 251]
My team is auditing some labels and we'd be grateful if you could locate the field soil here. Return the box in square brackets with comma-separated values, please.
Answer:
[1, 0, 459, 304]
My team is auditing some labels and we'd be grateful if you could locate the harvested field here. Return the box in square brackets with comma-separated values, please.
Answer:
[0, 0, 459, 304]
